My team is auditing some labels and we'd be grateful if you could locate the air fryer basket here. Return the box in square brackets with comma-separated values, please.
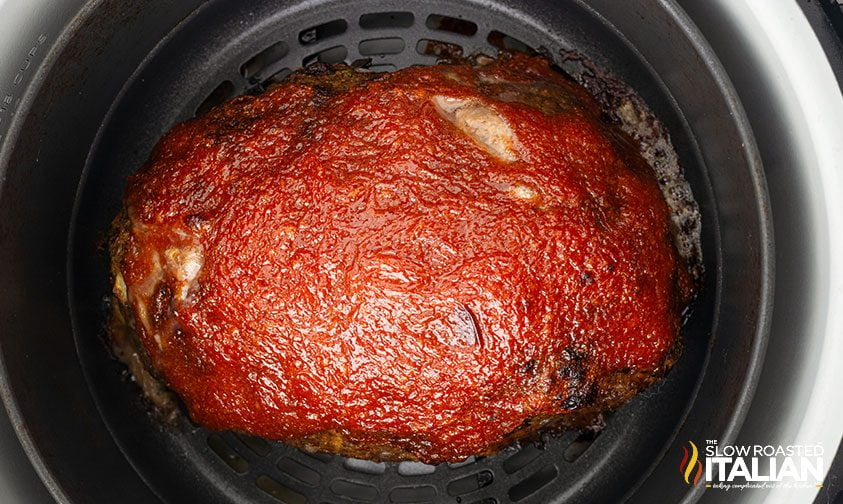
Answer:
[0, 0, 771, 503]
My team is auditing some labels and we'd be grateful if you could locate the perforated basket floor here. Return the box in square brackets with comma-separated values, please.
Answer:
[194, 419, 605, 504]
[70, 1, 712, 503]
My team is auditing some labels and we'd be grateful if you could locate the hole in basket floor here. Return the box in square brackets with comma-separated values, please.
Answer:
[563, 429, 602, 463]
[330, 479, 380, 502]
[507, 465, 559, 502]
[487, 31, 534, 54]
[389, 485, 439, 503]
[303, 45, 348, 66]
[241, 41, 289, 81]
[359, 37, 406, 56]
[207, 434, 249, 474]
[426, 14, 478, 36]
[257, 475, 307, 504]
[277, 456, 322, 487]
[343, 457, 387, 475]
[416, 39, 463, 58]
[359, 11, 414, 29]
[447, 470, 495, 496]
[299, 19, 348, 46]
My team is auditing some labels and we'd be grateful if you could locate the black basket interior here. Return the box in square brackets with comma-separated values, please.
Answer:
[67, 1, 720, 502]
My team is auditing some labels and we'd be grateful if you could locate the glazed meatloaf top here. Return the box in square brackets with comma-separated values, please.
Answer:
[110, 53, 695, 463]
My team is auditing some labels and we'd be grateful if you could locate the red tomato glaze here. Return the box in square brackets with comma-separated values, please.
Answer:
[117, 54, 693, 463]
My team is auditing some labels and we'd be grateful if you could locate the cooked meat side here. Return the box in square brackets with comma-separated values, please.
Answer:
[110, 53, 695, 464]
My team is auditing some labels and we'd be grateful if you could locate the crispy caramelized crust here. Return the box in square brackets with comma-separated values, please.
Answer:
[110, 54, 694, 463]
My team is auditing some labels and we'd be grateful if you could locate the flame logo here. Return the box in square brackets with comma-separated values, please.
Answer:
[679, 441, 703, 485]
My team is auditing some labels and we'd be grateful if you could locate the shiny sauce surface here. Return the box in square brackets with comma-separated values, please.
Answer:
[119, 54, 692, 461]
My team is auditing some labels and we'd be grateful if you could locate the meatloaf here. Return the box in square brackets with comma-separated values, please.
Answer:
[109, 53, 695, 464]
